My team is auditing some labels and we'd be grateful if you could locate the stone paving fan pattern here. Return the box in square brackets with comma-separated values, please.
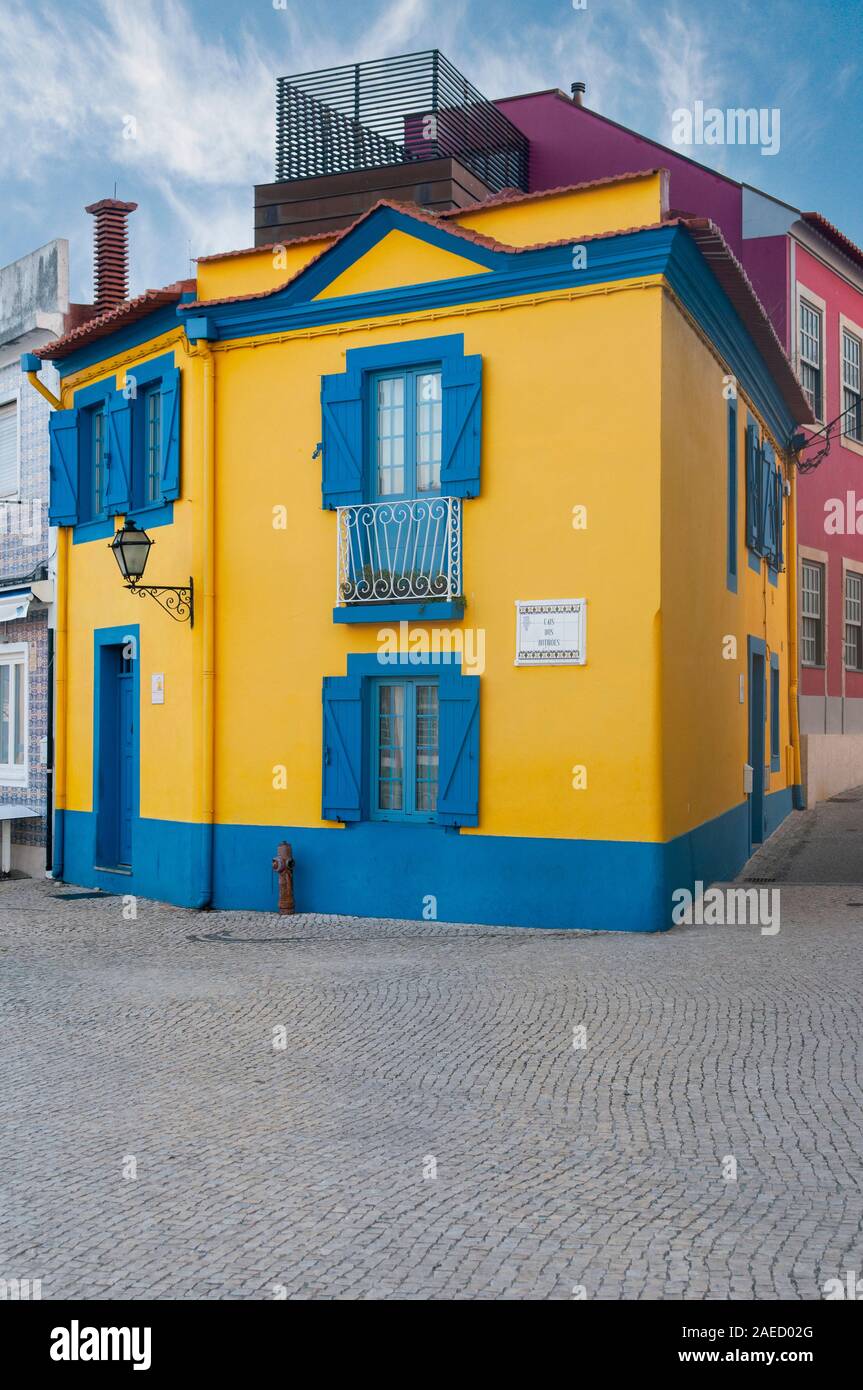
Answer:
[1, 878, 862, 1299]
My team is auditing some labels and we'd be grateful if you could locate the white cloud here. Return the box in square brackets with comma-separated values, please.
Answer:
[0, 0, 434, 290]
[0, 0, 273, 186]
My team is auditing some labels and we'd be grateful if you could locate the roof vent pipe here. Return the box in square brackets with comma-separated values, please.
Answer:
[84, 198, 138, 313]
[571, 81, 586, 107]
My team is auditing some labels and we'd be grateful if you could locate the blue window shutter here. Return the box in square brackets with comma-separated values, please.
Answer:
[321, 368, 363, 508]
[105, 391, 132, 514]
[437, 668, 479, 827]
[745, 421, 759, 550]
[761, 439, 776, 560]
[159, 366, 182, 500]
[48, 408, 79, 525]
[322, 674, 363, 821]
[441, 353, 482, 498]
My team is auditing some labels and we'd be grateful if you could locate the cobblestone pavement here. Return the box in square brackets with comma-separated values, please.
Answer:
[2, 875, 862, 1300]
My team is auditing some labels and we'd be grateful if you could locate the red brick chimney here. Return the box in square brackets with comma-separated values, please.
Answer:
[84, 198, 138, 313]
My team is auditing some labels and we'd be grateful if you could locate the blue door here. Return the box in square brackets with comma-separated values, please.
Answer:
[96, 646, 135, 869]
[748, 648, 766, 849]
[117, 660, 134, 865]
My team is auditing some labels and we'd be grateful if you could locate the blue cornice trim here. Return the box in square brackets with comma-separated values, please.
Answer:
[178, 228, 675, 349]
[57, 305, 181, 378]
[277, 206, 506, 303]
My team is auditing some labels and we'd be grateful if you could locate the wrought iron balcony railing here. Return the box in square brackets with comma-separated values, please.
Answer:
[276, 51, 529, 195]
[336, 496, 462, 605]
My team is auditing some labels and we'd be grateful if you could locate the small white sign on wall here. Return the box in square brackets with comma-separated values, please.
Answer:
[151, 673, 165, 705]
[515, 599, 587, 666]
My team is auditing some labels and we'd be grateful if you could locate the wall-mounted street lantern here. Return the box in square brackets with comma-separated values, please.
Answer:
[109, 519, 194, 625]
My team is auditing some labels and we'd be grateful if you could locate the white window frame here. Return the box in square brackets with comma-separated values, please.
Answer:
[840, 313, 863, 455]
[0, 641, 28, 787]
[795, 283, 827, 426]
[0, 388, 21, 501]
[845, 562, 863, 672]
[801, 559, 825, 668]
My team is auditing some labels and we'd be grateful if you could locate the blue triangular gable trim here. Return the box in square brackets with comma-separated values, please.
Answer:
[280, 204, 508, 303]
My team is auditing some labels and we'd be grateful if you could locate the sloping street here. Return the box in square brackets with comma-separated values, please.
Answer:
[741, 787, 863, 885]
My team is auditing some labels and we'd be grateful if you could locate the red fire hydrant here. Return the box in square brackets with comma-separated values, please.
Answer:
[272, 840, 295, 915]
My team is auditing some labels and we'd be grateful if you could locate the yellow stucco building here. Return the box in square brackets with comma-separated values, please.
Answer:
[30, 170, 811, 929]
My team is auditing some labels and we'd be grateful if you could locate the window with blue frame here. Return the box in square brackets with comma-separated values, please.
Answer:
[322, 656, 479, 828]
[48, 354, 181, 533]
[322, 336, 480, 613]
[321, 336, 479, 509]
[372, 678, 439, 821]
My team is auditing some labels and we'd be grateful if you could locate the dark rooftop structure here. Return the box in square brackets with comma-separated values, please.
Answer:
[255, 50, 530, 246]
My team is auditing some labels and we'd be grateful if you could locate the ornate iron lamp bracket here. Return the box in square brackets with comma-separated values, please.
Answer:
[124, 577, 194, 625]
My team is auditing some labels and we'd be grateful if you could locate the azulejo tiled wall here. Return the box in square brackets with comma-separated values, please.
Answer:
[0, 356, 55, 860]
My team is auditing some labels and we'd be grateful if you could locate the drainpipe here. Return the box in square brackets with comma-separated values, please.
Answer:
[189, 331, 216, 907]
[786, 456, 804, 808]
[23, 368, 61, 411]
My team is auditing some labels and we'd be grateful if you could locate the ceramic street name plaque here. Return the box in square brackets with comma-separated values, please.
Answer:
[514, 599, 586, 666]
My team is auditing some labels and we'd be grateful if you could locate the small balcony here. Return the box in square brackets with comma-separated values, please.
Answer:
[336, 496, 462, 613]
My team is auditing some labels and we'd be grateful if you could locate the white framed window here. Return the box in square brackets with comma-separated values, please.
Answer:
[842, 327, 863, 444]
[801, 560, 825, 667]
[799, 299, 823, 420]
[845, 571, 863, 671]
[0, 642, 28, 786]
[0, 397, 19, 500]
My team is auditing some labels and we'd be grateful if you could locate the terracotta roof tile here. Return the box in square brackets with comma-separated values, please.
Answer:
[679, 215, 812, 426]
[196, 230, 338, 263]
[35, 280, 196, 361]
[801, 211, 863, 273]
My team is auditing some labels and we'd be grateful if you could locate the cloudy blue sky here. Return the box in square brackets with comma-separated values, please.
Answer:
[1, 0, 860, 302]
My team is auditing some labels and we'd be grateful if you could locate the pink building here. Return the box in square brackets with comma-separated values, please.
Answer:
[497, 87, 863, 803]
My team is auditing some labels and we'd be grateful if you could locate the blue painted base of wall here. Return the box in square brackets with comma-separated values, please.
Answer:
[56, 786, 796, 932]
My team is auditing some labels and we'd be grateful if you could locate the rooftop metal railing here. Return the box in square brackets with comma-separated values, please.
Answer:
[275, 50, 529, 194]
